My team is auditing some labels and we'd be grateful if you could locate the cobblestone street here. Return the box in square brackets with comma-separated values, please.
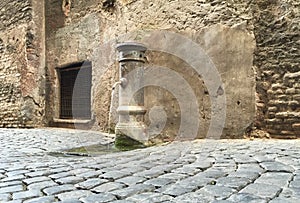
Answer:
[0, 128, 299, 203]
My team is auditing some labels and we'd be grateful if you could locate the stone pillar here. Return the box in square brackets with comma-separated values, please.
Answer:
[115, 42, 148, 144]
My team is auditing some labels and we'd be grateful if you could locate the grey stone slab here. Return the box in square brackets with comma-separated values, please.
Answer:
[126, 192, 173, 203]
[116, 176, 146, 186]
[5, 200, 23, 203]
[269, 197, 297, 203]
[23, 176, 51, 185]
[159, 173, 188, 180]
[25, 170, 52, 178]
[199, 185, 236, 200]
[23, 196, 56, 203]
[255, 172, 293, 187]
[57, 200, 82, 203]
[99, 171, 129, 180]
[171, 165, 201, 175]
[201, 169, 227, 179]
[0, 185, 23, 194]
[92, 182, 125, 193]
[228, 193, 267, 203]
[144, 177, 175, 188]
[289, 179, 300, 188]
[172, 191, 215, 203]
[110, 184, 155, 199]
[56, 176, 84, 184]
[69, 168, 94, 175]
[280, 187, 300, 199]
[260, 162, 295, 173]
[57, 190, 94, 202]
[12, 190, 41, 200]
[253, 155, 275, 162]
[76, 170, 103, 178]
[0, 193, 10, 201]
[27, 180, 58, 190]
[0, 181, 22, 188]
[160, 183, 195, 197]
[80, 193, 117, 203]
[216, 177, 251, 190]
[110, 200, 135, 203]
[43, 184, 76, 195]
[49, 172, 72, 179]
[6, 170, 30, 177]
[233, 155, 258, 164]
[237, 163, 265, 174]
[227, 171, 260, 180]
[75, 178, 108, 190]
[240, 183, 282, 199]
[133, 169, 166, 179]
[0, 175, 25, 182]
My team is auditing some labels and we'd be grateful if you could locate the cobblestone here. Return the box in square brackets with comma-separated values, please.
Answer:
[0, 128, 299, 202]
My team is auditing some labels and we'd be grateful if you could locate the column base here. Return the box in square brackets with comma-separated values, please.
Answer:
[115, 122, 149, 145]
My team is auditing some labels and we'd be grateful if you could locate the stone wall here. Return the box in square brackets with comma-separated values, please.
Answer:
[0, 0, 45, 127]
[252, 0, 300, 138]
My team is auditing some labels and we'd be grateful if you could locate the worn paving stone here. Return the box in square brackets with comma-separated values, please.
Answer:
[6, 170, 30, 177]
[56, 176, 84, 184]
[25, 170, 52, 178]
[75, 178, 108, 190]
[116, 176, 146, 186]
[43, 184, 76, 196]
[0, 181, 22, 188]
[269, 197, 298, 203]
[0, 175, 26, 182]
[126, 192, 174, 203]
[144, 177, 175, 188]
[27, 180, 58, 190]
[49, 172, 72, 179]
[255, 172, 293, 187]
[0, 193, 11, 201]
[92, 182, 125, 193]
[57, 190, 94, 202]
[240, 183, 282, 199]
[172, 190, 215, 203]
[23, 176, 51, 185]
[23, 196, 56, 203]
[99, 171, 129, 180]
[159, 173, 188, 180]
[5, 200, 23, 203]
[76, 170, 103, 178]
[110, 184, 155, 199]
[12, 190, 41, 200]
[0, 185, 23, 194]
[228, 193, 267, 203]
[80, 193, 117, 203]
[227, 171, 260, 180]
[260, 162, 295, 173]
[199, 185, 236, 200]
[216, 177, 251, 190]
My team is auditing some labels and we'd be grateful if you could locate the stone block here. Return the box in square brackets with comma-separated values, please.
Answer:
[292, 123, 300, 130]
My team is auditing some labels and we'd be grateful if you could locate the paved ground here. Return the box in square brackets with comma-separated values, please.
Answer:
[0, 128, 299, 203]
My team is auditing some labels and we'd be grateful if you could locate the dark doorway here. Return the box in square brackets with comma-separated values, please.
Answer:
[59, 62, 92, 119]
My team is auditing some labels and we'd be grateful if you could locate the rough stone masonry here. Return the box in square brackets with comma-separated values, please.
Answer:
[0, 0, 299, 140]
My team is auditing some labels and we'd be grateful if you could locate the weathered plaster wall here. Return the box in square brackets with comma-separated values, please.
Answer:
[45, 0, 256, 140]
[0, 0, 45, 127]
[44, 0, 299, 139]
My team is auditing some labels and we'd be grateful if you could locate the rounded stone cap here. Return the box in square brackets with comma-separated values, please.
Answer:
[116, 42, 147, 52]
